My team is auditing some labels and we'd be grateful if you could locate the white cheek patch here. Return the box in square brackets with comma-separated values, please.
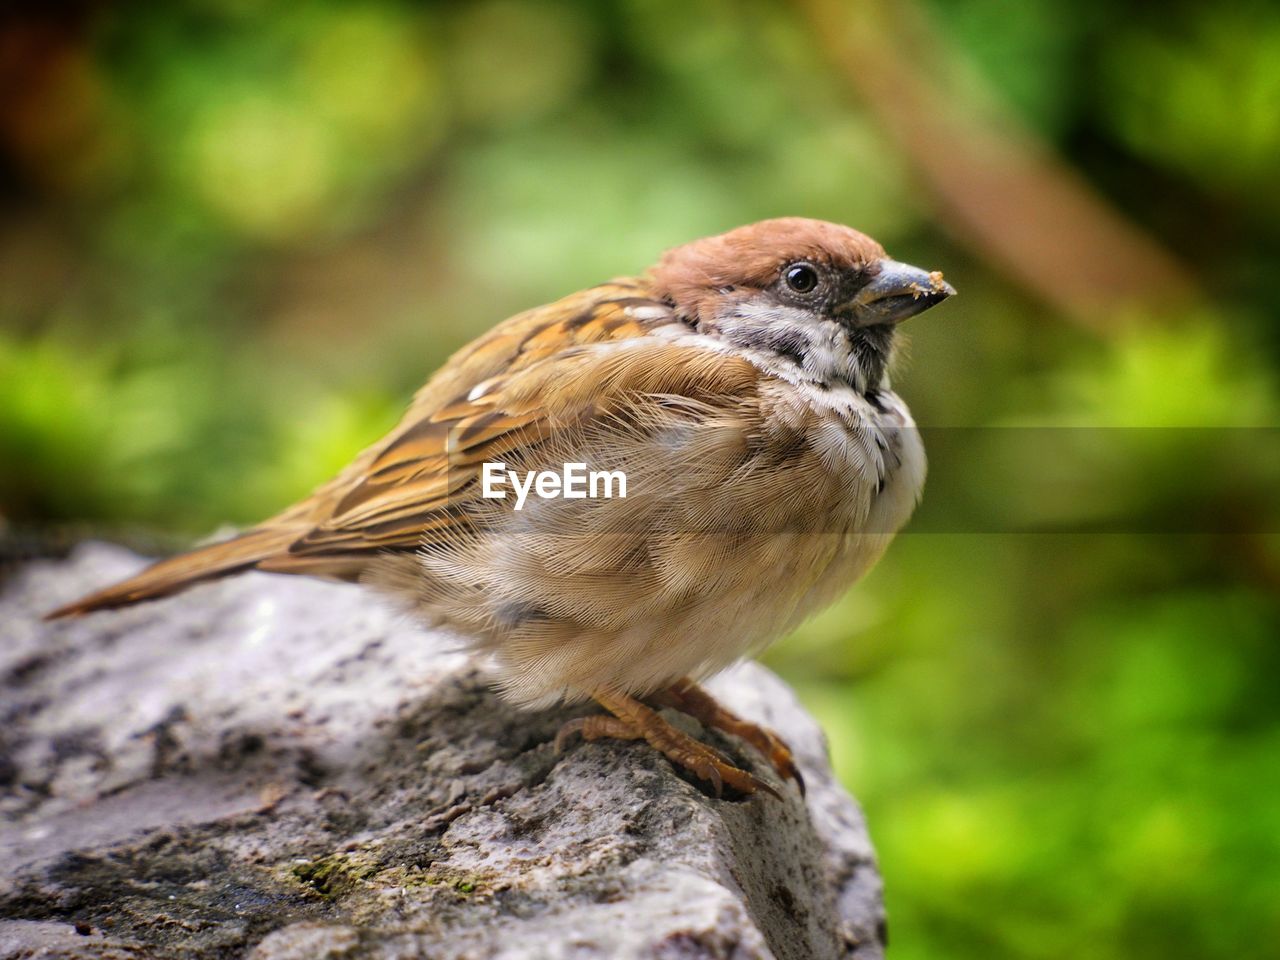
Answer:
[712, 301, 875, 391]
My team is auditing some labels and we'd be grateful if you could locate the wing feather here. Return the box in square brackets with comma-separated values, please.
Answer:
[46, 281, 687, 613]
[281, 338, 760, 558]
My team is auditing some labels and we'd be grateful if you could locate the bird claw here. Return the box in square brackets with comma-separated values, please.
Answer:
[553, 717, 587, 754]
[654, 680, 805, 796]
[562, 690, 784, 801]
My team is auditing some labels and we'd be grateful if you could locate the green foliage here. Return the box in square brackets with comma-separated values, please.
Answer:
[2, 2, 1278, 958]
[1101, 4, 1280, 198]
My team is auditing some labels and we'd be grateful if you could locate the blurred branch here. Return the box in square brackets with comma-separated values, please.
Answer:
[800, 0, 1198, 332]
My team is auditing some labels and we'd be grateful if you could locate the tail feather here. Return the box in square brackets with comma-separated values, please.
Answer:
[44, 527, 304, 620]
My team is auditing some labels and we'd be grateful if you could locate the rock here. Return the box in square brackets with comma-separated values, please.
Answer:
[0, 543, 885, 960]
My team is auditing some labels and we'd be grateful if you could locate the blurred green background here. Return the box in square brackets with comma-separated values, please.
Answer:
[2, 1, 1278, 957]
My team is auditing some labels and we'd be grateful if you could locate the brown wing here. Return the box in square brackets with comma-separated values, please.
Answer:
[264, 281, 680, 551]
[46, 281, 690, 617]
[264, 280, 666, 526]
[263, 335, 762, 565]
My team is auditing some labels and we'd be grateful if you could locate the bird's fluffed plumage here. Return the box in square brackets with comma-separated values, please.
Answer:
[49, 218, 950, 715]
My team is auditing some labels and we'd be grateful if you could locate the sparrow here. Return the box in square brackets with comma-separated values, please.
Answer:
[47, 218, 954, 798]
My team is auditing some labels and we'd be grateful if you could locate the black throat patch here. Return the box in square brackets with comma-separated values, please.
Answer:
[846, 325, 895, 393]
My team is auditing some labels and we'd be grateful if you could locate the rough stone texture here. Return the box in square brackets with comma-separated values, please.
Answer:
[0, 543, 885, 960]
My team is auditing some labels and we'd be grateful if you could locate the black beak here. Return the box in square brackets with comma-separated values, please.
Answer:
[849, 259, 956, 326]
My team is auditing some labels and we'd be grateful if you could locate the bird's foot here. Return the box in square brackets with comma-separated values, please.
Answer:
[653, 678, 804, 795]
[555, 689, 780, 800]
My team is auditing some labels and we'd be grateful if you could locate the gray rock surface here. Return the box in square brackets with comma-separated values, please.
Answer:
[0, 543, 885, 959]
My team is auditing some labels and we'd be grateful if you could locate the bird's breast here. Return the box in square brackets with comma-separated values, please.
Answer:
[762, 379, 926, 537]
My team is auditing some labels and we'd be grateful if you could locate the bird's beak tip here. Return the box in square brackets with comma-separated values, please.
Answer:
[850, 259, 956, 325]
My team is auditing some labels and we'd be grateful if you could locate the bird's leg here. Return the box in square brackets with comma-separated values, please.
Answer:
[652, 678, 804, 795]
[555, 688, 780, 799]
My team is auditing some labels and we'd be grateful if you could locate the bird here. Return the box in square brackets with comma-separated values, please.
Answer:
[46, 218, 954, 798]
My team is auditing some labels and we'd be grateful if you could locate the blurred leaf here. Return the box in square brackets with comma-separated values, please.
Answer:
[923, 0, 1087, 135]
[1101, 6, 1280, 199]
[445, 0, 595, 128]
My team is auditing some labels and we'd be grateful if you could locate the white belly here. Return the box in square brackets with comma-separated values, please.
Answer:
[489, 386, 926, 707]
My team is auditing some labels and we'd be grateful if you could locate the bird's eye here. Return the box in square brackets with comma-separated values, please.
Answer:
[784, 262, 819, 294]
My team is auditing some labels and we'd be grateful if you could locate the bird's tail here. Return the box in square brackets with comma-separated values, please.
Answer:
[44, 526, 304, 620]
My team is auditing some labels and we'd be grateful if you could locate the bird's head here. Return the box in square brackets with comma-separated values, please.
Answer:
[649, 217, 955, 393]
